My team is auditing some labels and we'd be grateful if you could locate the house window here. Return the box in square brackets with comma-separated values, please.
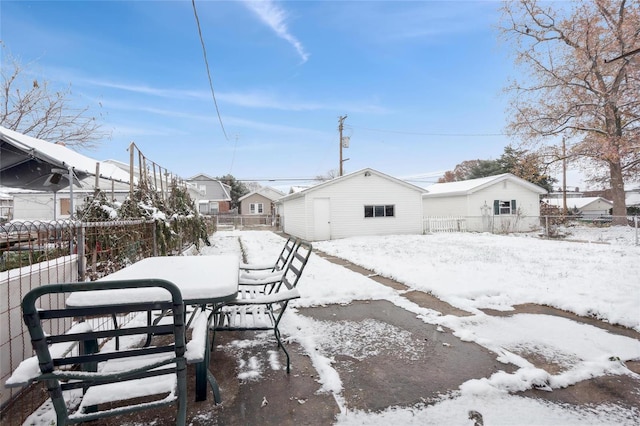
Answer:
[364, 205, 395, 218]
[60, 198, 71, 216]
[250, 203, 264, 214]
[493, 200, 517, 215]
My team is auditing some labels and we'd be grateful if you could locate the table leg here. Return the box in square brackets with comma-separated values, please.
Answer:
[195, 307, 222, 403]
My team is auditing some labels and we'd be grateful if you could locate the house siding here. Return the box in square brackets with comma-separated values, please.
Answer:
[12, 189, 131, 220]
[572, 199, 612, 217]
[283, 172, 423, 241]
[187, 175, 231, 214]
[467, 180, 540, 232]
[240, 193, 273, 215]
[422, 195, 467, 216]
[423, 178, 543, 232]
[282, 196, 306, 239]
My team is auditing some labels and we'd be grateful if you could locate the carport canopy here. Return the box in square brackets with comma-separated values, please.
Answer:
[0, 126, 129, 191]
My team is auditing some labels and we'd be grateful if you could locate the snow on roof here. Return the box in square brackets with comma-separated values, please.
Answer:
[1, 126, 132, 185]
[279, 168, 426, 202]
[625, 192, 640, 206]
[542, 197, 612, 209]
[424, 173, 547, 197]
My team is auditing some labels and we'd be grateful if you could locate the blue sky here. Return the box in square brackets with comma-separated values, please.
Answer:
[0, 0, 583, 189]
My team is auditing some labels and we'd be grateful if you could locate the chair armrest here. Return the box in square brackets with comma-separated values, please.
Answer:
[226, 288, 300, 306]
[239, 271, 285, 286]
[239, 269, 284, 281]
[5, 322, 93, 388]
[240, 262, 276, 271]
[185, 311, 209, 364]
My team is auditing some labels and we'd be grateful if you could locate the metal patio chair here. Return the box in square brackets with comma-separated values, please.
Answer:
[211, 240, 313, 373]
[239, 235, 298, 273]
[10, 279, 188, 425]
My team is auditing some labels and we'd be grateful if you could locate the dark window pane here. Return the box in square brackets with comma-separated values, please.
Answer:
[385, 205, 394, 217]
[374, 205, 385, 217]
[364, 206, 373, 217]
[499, 200, 511, 215]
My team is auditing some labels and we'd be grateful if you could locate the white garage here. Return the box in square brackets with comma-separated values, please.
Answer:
[277, 168, 425, 241]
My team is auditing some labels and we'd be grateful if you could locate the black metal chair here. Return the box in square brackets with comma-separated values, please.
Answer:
[239, 235, 298, 273]
[13, 279, 188, 425]
[211, 240, 313, 373]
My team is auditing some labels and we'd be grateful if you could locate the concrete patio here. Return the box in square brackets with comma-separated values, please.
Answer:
[6, 246, 640, 425]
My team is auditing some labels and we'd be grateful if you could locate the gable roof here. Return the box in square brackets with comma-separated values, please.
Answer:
[186, 175, 231, 201]
[188, 173, 219, 181]
[278, 168, 426, 202]
[238, 186, 285, 202]
[542, 197, 613, 210]
[423, 173, 548, 198]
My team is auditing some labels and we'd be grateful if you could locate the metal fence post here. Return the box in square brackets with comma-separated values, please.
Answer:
[635, 216, 638, 246]
[545, 216, 549, 238]
[153, 220, 158, 257]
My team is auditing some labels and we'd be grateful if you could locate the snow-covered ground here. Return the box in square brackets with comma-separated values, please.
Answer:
[205, 228, 640, 425]
[18, 227, 639, 425]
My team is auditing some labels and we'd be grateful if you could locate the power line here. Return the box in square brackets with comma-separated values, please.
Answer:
[191, 0, 228, 141]
[346, 124, 508, 137]
[235, 177, 320, 182]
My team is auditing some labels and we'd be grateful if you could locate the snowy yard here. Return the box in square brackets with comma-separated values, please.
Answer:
[205, 227, 640, 425]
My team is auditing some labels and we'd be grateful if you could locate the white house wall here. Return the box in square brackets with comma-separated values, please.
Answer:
[12, 193, 56, 220]
[424, 179, 542, 232]
[422, 195, 467, 216]
[12, 190, 131, 220]
[287, 172, 423, 241]
[282, 196, 307, 239]
[572, 199, 612, 217]
[467, 182, 540, 232]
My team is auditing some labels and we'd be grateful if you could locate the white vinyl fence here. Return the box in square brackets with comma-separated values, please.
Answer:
[424, 216, 467, 233]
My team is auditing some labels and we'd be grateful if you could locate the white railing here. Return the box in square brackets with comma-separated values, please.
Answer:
[424, 216, 467, 233]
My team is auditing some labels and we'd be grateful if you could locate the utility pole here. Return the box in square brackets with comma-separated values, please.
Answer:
[562, 136, 567, 215]
[338, 115, 347, 176]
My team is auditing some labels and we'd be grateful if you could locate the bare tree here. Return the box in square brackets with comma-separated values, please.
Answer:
[500, 0, 640, 222]
[314, 169, 339, 182]
[0, 48, 109, 149]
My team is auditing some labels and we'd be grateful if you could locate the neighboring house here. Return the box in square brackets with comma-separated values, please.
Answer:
[239, 187, 285, 216]
[1, 127, 135, 220]
[187, 174, 232, 215]
[423, 173, 548, 233]
[277, 168, 425, 241]
[9, 175, 132, 220]
[103, 159, 203, 205]
[626, 183, 640, 211]
[546, 189, 583, 199]
[541, 197, 613, 218]
[0, 190, 13, 221]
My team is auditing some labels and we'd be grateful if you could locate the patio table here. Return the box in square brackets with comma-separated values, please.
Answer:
[66, 255, 239, 402]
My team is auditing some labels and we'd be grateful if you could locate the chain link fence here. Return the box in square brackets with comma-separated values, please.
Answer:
[0, 216, 216, 424]
[423, 215, 639, 245]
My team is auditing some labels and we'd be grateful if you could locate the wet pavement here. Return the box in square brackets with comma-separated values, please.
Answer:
[21, 246, 640, 425]
[181, 248, 640, 425]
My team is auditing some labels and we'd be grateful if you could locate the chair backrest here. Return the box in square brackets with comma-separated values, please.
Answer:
[272, 236, 299, 271]
[272, 240, 312, 294]
[21, 279, 187, 425]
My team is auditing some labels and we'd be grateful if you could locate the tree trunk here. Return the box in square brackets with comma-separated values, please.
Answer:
[609, 161, 627, 225]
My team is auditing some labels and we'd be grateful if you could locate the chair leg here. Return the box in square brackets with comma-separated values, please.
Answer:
[207, 370, 222, 404]
[273, 327, 291, 374]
